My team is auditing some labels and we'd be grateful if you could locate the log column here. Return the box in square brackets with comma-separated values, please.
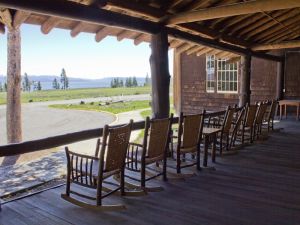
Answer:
[150, 29, 170, 118]
[6, 27, 22, 143]
[239, 54, 251, 107]
[276, 59, 284, 100]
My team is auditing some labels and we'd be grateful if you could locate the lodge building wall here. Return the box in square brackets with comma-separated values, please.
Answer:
[173, 52, 279, 114]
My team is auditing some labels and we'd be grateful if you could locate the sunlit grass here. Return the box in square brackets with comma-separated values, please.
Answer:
[49, 100, 151, 114]
[0, 86, 151, 105]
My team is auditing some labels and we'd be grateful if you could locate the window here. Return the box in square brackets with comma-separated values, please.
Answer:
[206, 55, 215, 92]
[217, 59, 238, 93]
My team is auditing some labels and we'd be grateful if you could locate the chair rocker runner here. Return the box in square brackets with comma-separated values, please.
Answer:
[61, 121, 134, 211]
[123, 115, 173, 192]
[175, 111, 205, 174]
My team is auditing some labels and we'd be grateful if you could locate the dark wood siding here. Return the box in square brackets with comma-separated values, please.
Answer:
[250, 57, 277, 103]
[177, 54, 278, 113]
[285, 51, 300, 99]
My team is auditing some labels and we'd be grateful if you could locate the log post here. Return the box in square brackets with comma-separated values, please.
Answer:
[6, 27, 22, 143]
[239, 54, 251, 107]
[150, 29, 170, 118]
[276, 60, 284, 100]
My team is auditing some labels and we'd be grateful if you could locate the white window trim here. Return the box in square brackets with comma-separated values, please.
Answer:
[206, 55, 215, 93]
[216, 59, 239, 94]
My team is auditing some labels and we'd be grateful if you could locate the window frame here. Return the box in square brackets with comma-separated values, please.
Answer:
[216, 58, 239, 94]
[205, 55, 215, 93]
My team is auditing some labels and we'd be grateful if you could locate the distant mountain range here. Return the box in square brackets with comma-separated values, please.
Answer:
[0, 75, 147, 90]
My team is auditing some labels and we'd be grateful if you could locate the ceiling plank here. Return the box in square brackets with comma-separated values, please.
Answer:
[252, 40, 300, 51]
[186, 46, 204, 55]
[165, 0, 300, 25]
[0, 0, 161, 34]
[41, 16, 60, 34]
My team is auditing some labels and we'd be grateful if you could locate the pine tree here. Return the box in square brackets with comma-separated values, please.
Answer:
[144, 73, 150, 86]
[23, 73, 31, 92]
[0, 82, 3, 92]
[120, 79, 124, 87]
[128, 77, 132, 87]
[132, 76, 138, 87]
[60, 68, 68, 90]
[52, 78, 59, 89]
[4, 82, 7, 92]
[37, 81, 42, 91]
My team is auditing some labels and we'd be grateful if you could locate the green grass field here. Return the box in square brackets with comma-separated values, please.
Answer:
[50, 100, 151, 114]
[0, 86, 151, 105]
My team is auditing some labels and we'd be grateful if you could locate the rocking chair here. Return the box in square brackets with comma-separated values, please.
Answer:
[61, 121, 132, 211]
[124, 115, 173, 192]
[175, 111, 205, 174]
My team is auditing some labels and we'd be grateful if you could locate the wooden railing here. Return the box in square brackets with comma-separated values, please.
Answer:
[0, 110, 227, 157]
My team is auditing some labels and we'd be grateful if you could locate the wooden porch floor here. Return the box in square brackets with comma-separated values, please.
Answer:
[1, 120, 300, 225]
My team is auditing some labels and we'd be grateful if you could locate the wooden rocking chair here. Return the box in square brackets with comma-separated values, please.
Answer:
[216, 106, 235, 155]
[240, 103, 258, 144]
[253, 102, 268, 140]
[61, 121, 132, 211]
[175, 111, 205, 174]
[263, 100, 277, 131]
[124, 115, 173, 192]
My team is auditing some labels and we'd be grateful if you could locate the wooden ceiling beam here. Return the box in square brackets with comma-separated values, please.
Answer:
[41, 16, 60, 34]
[0, 8, 12, 29]
[116, 30, 137, 41]
[13, 10, 30, 28]
[186, 46, 204, 55]
[0, 22, 5, 33]
[70, 21, 85, 37]
[176, 43, 194, 54]
[0, 0, 161, 34]
[252, 40, 300, 51]
[95, 26, 117, 42]
[134, 33, 149, 45]
[242, 10, 297, 40]
[165, 0, 300, 25]
[167, 27, 283, 62]
[252, 13, 300, 42]
[169, 39, 183, 48]
[103, 0, 249, 47]
[196, 48, 214, 57]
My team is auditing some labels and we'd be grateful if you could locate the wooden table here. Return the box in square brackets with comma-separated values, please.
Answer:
[202, 127, 221, 167]
[279, 100, 300, 120]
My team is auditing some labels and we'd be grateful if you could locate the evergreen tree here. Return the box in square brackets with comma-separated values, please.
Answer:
[23, 73, 31, 92]
[4, 82, 7, 92]
[0, 82, 3, 92]
[132, 76, 138, 87]
[120, 79, 124, 87]
[128, 77, 132, 87]
[60, 68, 68, 89]
[144, 73, 150, 86]
[52, 78, 59, 89]
[37, 81, 42, 91]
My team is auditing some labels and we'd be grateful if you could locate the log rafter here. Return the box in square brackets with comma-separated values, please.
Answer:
[252, 40, 300, 51]
[41, 16, 61, 34]
[70, 21, 85, 37]
[0, 0, 284, 62]
[165, 0, 300, 25]
[13, 10, 30, 28]
[134, 33, 149, 45]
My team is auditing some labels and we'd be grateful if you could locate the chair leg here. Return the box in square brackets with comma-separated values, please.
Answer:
[163, 156, 167, 181]
[196, 146, 201, 170]
[176, 150, 181, 174]
[141, 163, 146, 188]
[120, 170, 125, 196]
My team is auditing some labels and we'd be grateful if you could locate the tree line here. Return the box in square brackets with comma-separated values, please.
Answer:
[110, 74, 151, 88]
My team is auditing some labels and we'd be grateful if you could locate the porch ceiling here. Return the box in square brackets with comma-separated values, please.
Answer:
[1, 0, 300, 59]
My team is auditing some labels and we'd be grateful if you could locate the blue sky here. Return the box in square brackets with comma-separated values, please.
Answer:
[0, 24, 173, 79]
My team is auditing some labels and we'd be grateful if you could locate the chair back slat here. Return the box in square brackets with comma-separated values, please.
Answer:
[223, 108, 235, 133]
[181, 113, 204, 149]
[245, 105, 258, 127]
[147, 117, 172, 159]
[105, 123, 132, 172]
[255, 103, 268, 124]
